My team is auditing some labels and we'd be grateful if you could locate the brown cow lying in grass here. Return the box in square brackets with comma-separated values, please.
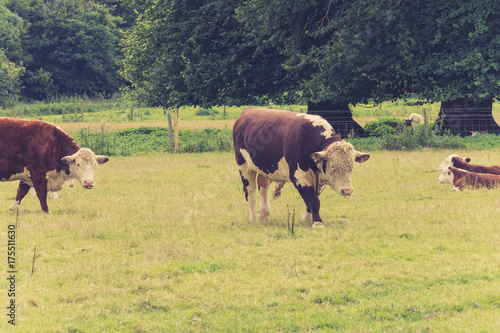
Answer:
[439, 165, 500, 191]
[449, 156, 500, 175]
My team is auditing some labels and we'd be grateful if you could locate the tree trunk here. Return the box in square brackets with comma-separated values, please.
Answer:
[307, 101, 367, 138]
[437, 98, 500, 137]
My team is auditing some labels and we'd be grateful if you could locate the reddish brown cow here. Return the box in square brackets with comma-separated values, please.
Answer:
[451, 156, 500, 175]
[0, 118, 109, 212]
[439, 165, 500, 191]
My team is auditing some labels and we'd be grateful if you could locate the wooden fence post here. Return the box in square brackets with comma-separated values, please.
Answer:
[423, 108, 428, 145]
[167, 113, 174, 153]
[174, 108, 179, 153]
[130, 104, 134, 120]
[80, 101, 84, 122]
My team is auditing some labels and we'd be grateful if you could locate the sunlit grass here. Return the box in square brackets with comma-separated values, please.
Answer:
[0, 150, 498, 331]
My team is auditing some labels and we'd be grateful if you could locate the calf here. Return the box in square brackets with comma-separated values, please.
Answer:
[438, 165, 500, 191]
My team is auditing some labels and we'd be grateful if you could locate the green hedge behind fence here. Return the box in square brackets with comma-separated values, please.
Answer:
[74, 127, 233, 156]
[73, 125, 499, 157]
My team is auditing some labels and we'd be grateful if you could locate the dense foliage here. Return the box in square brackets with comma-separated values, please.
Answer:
[121, 0, 288, 108]
[0, 0, 24, 105]
[121, 0, 500, 113]
[2, 0, 137, 101]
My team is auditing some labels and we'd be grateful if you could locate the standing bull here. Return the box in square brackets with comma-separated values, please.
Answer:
[233, 108, 369, 227]
[0, 118, 109, 213]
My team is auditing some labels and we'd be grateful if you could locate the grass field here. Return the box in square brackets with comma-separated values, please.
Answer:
[1, 149, 499, 331]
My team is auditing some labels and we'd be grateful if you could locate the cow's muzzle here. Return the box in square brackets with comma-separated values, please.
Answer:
[341, 189, 353, 197]
[83, 179, 94, 189]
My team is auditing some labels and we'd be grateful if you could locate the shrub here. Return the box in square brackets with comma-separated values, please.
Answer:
[364, 118, 405, 137]
[195, 108, 219, 116]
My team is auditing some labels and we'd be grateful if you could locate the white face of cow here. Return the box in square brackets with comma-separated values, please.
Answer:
[310, 141, 370, 197]
[439, 154, 459, 171]
[438, 165, 454, 185]
[61, 148, 109, 189]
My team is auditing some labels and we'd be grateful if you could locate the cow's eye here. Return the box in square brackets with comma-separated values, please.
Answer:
[77, 163, 80, 167]
[331, 164, 335, 170]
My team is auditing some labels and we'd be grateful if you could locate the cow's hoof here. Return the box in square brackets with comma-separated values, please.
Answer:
[312, 222, 325, 228]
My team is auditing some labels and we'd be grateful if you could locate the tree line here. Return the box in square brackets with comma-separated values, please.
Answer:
[2, 0, 500, 135]
[1, 0, 136, 103]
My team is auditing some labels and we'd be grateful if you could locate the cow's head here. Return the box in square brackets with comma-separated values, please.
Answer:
[439, 154, 460, 171]
[438, 165, 454, 185]
[61, 148, 109, 189]
[439, 154, 471, 171]
[310, 141, 369, 197]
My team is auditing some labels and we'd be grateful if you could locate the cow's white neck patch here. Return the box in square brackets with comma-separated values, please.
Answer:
[297, 114, 334, 139]
[294, 164, 316, 188]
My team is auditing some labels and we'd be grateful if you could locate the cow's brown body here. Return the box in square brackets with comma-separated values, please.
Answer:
[233, 108, 369, 227]
[449, 165, 500, 190]
[452, 156, 500, 175]
[0, 117, 108, 212]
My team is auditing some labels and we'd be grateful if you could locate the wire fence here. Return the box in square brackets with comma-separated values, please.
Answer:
[309, 107, 500, 137]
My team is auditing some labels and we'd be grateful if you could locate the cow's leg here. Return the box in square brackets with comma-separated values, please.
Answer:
[302, 207, 312, 223]
[31, 175, 50, 213]
[239, 168, 258, 222]
[9, 182, 31, 211]
[257, 174, 272, 219]
[295, 186, 324, 228]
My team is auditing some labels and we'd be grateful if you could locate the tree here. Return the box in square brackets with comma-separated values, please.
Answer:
[10, 0, 124, 99]
[0, 50, 24, 105]
[123, 0, 500, 136]
[0, 0, 24, 105]
[239, 0, 500, 136]
[122, 0, 288, 109]
[400, 0, 500, 136]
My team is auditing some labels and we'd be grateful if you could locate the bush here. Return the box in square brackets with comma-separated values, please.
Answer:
[195, 108, 219, 116]
[364, 118, 405, 137]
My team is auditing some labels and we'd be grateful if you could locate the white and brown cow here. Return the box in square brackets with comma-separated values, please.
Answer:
[449, 156, 500, 175]
[0, 117, 109, 212]
[233, 108, 370, 228]
[438, 165, 500, 191]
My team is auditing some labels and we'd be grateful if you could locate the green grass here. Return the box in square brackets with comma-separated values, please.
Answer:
[0, 150, 499, 331]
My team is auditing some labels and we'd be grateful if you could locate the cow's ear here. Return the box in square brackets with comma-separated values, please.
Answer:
[464, 157, 471, 163]
[61, 156, 75, 166]
[310, 151, 327, 163]
[96, 155, 109, 165]
[354, 151, 370, 163]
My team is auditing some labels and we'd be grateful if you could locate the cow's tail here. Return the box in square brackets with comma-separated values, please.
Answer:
[273, 182, 286, 199]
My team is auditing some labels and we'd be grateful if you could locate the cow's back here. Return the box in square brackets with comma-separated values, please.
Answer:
[0, 118, 79, 179]
[233, 108, 341, 174]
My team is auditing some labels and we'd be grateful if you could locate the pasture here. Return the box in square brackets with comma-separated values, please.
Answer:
[0, 149, 499, 331]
